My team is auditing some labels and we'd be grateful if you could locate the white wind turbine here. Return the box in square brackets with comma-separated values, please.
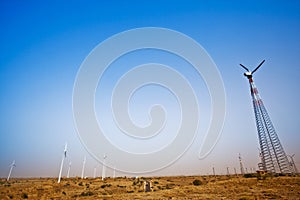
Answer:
[58, 142, 67, 183]
[67, 161, 71, 178]
[101, 154, 107, 180]
[81, 156, 86, 179]
[93, 167, 97, 178]
[113, 165, 116, 178]
[7, 160, 16, 181]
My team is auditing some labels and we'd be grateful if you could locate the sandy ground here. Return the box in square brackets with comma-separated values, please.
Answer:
[0, 175, 299, 199]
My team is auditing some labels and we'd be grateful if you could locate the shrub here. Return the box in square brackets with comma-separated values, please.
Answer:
[80, 191, 94, 196]
[101, 183, 112, 188]
[21, 193, 28, 199]
[166, 183, 175, 189]
[193, 179, 202, 186]
[5, 183, 11, 187]
[243, 173, 255, 178]
[117, 185, 126, 188]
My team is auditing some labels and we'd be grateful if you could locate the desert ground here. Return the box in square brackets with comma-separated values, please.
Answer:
[0, 174, 299, 199]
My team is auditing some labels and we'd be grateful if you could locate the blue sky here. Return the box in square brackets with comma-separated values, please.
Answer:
[0, 0, 299, 177]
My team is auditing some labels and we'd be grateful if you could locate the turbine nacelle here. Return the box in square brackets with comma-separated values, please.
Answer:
[240, 60, 265, 79]
[244, 71, 252, 78]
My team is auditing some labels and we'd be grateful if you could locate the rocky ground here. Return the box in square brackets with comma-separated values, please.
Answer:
[1, 174, 299, 199]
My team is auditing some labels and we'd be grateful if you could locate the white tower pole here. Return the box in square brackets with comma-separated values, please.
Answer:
[102, 154, 107, 180]
[67, 161, 71, 178]
[81, 156, 86, 179]
[93, 167, 97, 178]
[239, 153, 245, 175]
[113, 166, 116, 178]
[58, 143, 67, 183]
[7, 160, 16, 181]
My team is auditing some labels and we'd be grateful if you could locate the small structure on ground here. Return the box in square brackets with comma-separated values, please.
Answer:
[144, 180, 152, 192]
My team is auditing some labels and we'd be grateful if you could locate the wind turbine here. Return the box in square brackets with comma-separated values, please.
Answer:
[7, 160, 16, 181]
[113, 165, 116, 178]
[240, 60, 265, 79]
[102, 154, 107, 180]
[93, 167, 97, 178]
[81, 156, 86, 179]
[239, 153, 245, 175]
[288, 154, 298, 174]
[67, 161, 71, 178]
[58, 142, 67, 183]
[226, 167, 230, 176]
[240, 60, 291, 173]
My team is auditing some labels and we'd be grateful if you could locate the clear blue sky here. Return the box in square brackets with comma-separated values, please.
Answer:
[0, 0, 299, 177]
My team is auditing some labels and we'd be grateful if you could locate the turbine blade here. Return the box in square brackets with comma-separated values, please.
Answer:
[252, 60, 265, 74]
[239, 64, 249, 72]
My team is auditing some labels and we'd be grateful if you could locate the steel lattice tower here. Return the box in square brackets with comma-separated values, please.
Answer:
[240, 60, 291, 174]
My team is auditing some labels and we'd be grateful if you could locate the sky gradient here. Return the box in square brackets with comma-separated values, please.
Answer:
[0, 0, 299, 178]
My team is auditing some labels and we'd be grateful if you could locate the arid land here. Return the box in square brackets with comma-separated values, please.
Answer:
[1, 174, 299, 199]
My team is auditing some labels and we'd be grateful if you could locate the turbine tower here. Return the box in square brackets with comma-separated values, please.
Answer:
[288, 154, 298, 174]
[102, 154, 107, 181]
[81, 156, 86, 179]
[240, 60, 291, 174]
[58, 143, 67, 183]
[7, 160, 16, 181]
[239, 153, 245, 175]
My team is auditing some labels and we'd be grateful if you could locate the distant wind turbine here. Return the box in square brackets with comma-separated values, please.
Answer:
[226, 167, 230, 175]
[239, 153, 245, 175]
[67, 161, 71, 178]
[102, 154, 107, 180]
[113, 165, 116, 178]
[93, 167, 97, 178]
[81, 156, 86, 179]
[7, 160, 16, 181]
[58, 142, 67, 183]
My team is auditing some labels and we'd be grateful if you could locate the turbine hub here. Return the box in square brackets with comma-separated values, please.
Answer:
[244, 71, 252, 79]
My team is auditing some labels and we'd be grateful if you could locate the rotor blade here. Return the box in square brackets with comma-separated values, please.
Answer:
[252, 60, 265, 74]
[239, 64, 249, 71]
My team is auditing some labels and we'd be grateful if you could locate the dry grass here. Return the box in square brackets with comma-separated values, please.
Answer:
[0, 175, 299, 199]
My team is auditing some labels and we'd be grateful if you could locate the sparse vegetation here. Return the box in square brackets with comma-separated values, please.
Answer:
[100, 183, 111, 188]
[192, 179, 202, 186]
[80, 191, 94, 196]
[21, 193, 28, 199]
[243, 173, 256, 178]
[0, 176, 299, 199]
[4, 183, 11, 187]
